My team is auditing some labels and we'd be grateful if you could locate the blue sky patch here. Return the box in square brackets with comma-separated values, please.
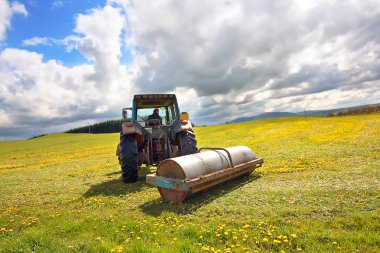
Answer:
[5, 0, 106, 65]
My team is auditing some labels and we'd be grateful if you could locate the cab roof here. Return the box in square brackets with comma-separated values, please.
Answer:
[134, 94, 177, 108]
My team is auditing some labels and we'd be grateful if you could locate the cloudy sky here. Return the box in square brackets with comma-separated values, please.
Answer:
[0, 0, 379, 139]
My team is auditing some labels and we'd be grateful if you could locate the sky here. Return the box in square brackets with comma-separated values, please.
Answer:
[0, 0, 380, 140]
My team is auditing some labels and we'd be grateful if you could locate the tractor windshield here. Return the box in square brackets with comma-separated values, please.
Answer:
[136, 108, 163, 125]
[136, 105, 177, 126]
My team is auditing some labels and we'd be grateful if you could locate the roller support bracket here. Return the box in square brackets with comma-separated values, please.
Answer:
[198, 147, 234, 168]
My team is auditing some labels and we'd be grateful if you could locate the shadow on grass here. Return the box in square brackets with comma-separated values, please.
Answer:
[83, 166, 154, 197]
[139, 172, 262, 216]
[105, 171, 121, 176]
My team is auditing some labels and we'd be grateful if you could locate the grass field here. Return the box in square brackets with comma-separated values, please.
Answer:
[0, 114, 379, 252]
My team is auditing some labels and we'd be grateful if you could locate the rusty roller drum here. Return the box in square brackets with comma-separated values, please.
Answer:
[146, 146, 264, 203]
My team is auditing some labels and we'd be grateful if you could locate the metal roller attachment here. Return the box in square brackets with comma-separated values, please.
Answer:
[146, 146, 264, 203]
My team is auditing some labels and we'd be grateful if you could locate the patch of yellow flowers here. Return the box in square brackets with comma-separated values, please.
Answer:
[198, 221, 302, 252]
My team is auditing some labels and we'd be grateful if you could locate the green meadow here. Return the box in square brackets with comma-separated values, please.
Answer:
[0, 114, 379, 252]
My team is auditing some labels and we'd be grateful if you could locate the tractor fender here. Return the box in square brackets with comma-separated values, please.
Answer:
[122, 122, 143, 135]
[170, 119, 194, 143]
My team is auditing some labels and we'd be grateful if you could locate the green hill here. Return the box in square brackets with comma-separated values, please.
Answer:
[0, 114, 379, 252]
[230, 103, 380, 123]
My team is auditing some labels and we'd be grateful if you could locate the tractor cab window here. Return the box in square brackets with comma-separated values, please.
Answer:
[136, 107, 167, 126]
[166, 104, 177, 124]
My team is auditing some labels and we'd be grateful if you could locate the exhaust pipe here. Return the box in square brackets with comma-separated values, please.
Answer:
[146, 146, 263, 203]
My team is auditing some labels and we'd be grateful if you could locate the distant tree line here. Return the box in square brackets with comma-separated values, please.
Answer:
[327, 105, 380, 117]
[66, 120, 123, 134]
[28, 134, 48, 140]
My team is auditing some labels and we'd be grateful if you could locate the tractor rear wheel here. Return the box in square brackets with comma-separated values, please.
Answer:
[119, 134, 138, 183]
[177, 131, 198, 156]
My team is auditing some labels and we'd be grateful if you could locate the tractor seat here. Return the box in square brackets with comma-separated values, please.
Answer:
[147, 119, 161, 126]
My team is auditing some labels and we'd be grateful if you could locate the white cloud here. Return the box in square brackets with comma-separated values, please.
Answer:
[51, 0, 63, 9]
[22, 36, 51, 46]
[94, 105, 109, 114]
[109, 0, 380, 124]
[0, 46, 131, 138]
[64, 5, 129, 91]
[0, 0, 27, 41]
[0, 48, 92, 118]
[0, 108, 12, 127]
[0, 5, 137, 138]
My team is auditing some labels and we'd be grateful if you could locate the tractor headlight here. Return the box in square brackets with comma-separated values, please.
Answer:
[180, 112, 189, 124]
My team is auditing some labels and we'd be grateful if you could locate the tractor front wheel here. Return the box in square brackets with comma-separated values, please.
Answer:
[119, 134, 138, 183]
[177, 131, 198, 156]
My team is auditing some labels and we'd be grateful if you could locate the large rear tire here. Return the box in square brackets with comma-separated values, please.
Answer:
[119, 134, 138, 183]
[177, 131, 198, 156]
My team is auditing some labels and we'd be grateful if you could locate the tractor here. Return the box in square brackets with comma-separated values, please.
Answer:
[116, 94, 198, 183]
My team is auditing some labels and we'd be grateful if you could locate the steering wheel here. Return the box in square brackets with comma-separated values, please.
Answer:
[137, 115, 146, 122]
